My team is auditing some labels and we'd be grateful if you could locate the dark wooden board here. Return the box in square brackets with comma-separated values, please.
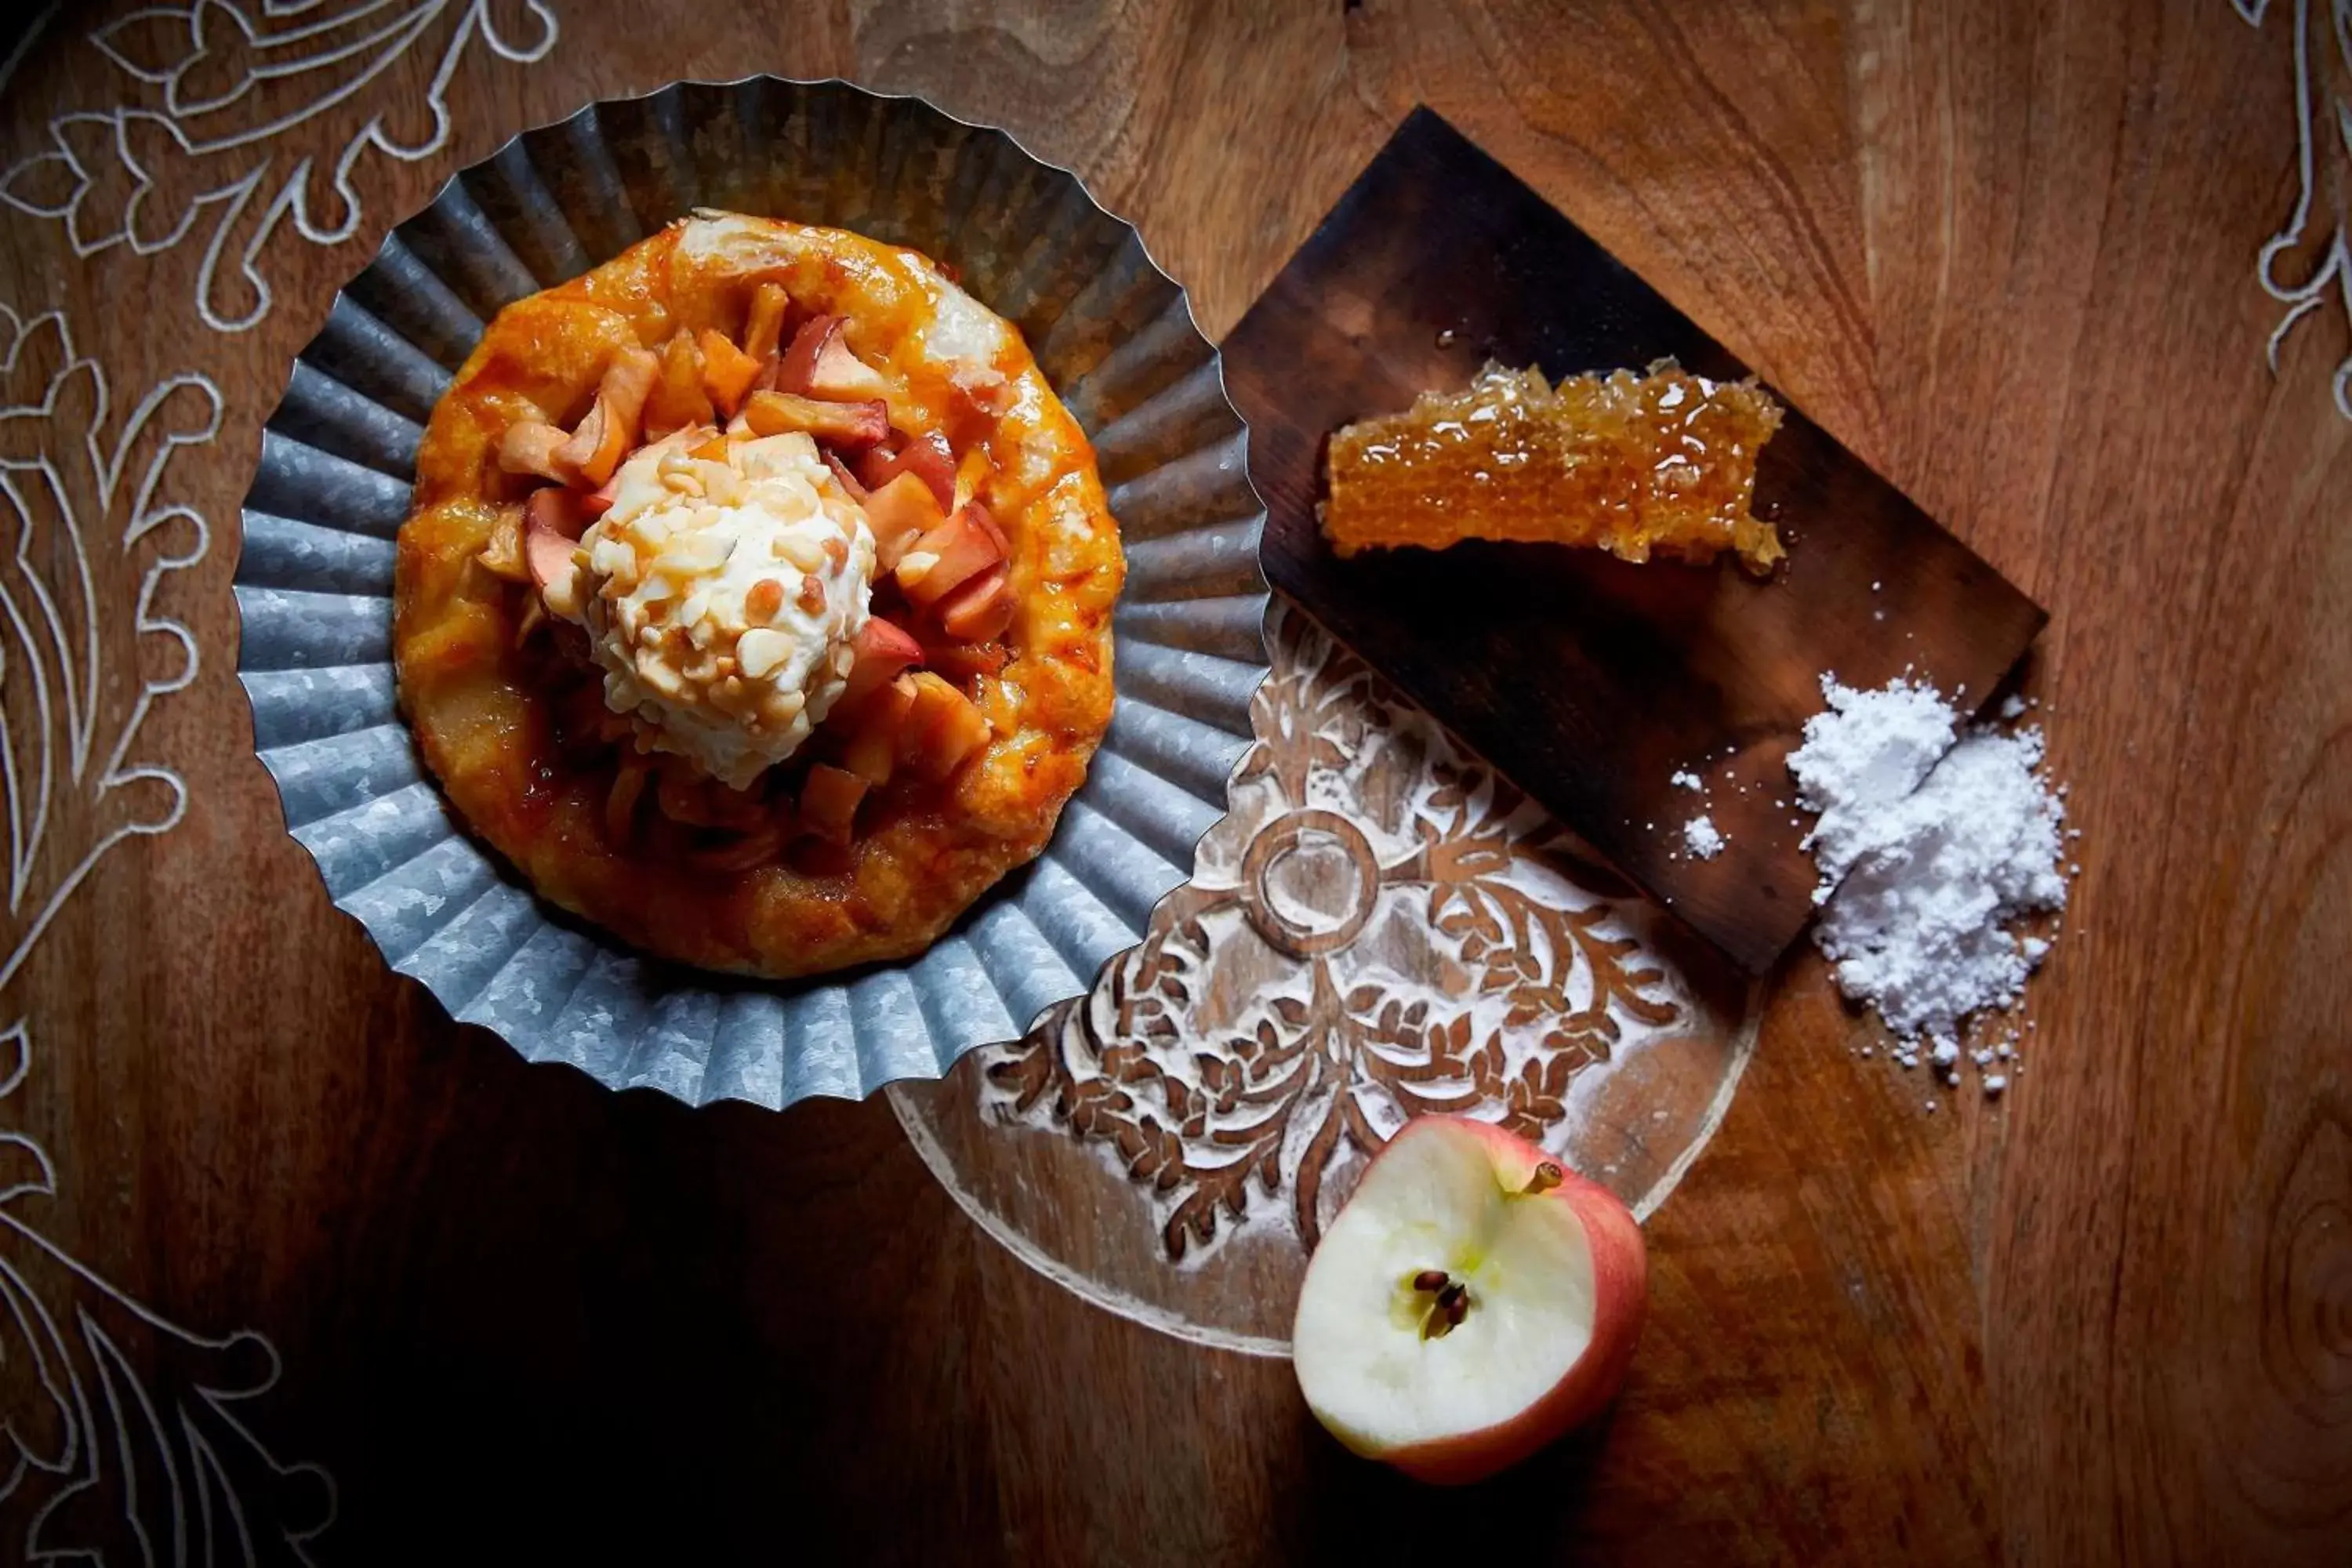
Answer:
[1222, 108, 2047, 973]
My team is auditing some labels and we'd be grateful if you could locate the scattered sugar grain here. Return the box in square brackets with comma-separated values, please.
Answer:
[1671, 769, 1704, 791]
[1787, 674, 2071, 1102]
[1683, 815, 1725, 859]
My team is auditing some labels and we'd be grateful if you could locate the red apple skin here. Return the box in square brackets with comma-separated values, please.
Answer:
[1298, 1115, 1649, 1486]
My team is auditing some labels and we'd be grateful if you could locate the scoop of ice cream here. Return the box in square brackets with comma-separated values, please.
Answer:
[550, 429, 876, 789]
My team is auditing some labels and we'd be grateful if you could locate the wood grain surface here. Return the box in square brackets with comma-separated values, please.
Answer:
[0, 1, 2347, 1563]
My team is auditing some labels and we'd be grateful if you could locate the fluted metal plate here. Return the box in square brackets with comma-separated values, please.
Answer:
[233, 78, 1270, 1109]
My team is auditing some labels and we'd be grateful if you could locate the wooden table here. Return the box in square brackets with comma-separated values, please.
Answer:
[2, 2, 2345, 1561]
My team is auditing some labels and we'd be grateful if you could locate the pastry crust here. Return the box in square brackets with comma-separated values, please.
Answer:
[394, 214, 1123, 977]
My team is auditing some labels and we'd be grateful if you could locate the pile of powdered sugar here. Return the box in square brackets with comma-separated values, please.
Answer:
[1786, 674, 2070, 1094]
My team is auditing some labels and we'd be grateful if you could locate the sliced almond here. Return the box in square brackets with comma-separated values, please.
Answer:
[634, 650, 684, 698]
[736, 626, 793, 680]
[771, 531, 826, 573]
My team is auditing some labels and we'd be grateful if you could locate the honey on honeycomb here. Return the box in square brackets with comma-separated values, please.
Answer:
[1320, 359, 1786, 572]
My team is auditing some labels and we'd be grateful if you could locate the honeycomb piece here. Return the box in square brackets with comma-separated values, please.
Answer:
[1321, 360, 1786, 572]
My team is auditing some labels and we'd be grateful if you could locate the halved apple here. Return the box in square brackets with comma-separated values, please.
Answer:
[1290, 1115, 1648, 1486]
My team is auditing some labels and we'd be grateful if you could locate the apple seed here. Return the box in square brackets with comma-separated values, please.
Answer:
[1524, 1161, 1564, 1196]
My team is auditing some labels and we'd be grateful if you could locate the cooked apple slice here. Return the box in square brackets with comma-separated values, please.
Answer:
[742, 390, 889, 448]
[579, 470, 620, 519]
[935, 562, 1013, 642]
[839, 673, 917, 786]
[644, 330, 714, 439]
[697, 328, 763, 416]
[858, 471, 946, 570]
[898, 671, 993, 783]
[553, 399, 621, 485]
[742, 280, 790, 367]
[895, 503, 1007, 607]
[834, 616, 925, 714]
[596, 346, 659, 445]
[498, 420, 574, 482]
[919, 637, 1011, 687]
[776, 314, 838, 394]
[822, 451, 868, 502]
[777, 314, 891, 401]
[1291, 1116, 1649, 1486]
[952, 445, 995, 512]
[808, 333, 889, 401]
[581, 425, 704, 519]
[799, 763, 869, 844]
[856, 430, 955, 511]
[476, 502, 531, 583]
[524, 487, 587, 609]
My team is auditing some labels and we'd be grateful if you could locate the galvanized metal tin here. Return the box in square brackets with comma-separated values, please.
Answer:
[234, 78, 1269, 1109]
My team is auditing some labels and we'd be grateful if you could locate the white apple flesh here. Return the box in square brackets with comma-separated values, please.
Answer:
[1291, 1115, 1648, 1485]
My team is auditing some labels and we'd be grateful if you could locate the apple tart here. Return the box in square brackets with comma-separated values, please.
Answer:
[394, 212, 1123, 978]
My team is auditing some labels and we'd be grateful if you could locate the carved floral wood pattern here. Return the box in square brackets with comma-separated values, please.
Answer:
[0, 307, 337, 1560]
[2234, 0, 2352, 420]
[0, 0, 560, 332]
[894, 602, 1755, 1349]
[0, 3, 566, 1554]
[985, 604, 1690, 1261]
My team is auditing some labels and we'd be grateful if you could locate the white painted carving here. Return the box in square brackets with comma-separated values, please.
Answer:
[0, 306, 215, 995]
[2237, 0, 2352, 419]
[0, 307, 333, 1559]
[0, 0, 560, 332]
[0, 1022, 336, 1564]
